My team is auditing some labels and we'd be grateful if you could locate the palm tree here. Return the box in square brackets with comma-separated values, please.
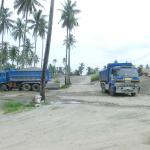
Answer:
[0, 8, 13, 68]
[0, 8, 13, 50]
[27, 50, 39, 67]
[14, 0, 43, 47]
[12, 18, 25, 49]
[53, 58, 57, 77]
[64, 33, 76, 82]
[62, 57, 66, 74]
[16, 50, 21, 68]
[33, 53, 39, 66]
[22, 38, 34, 68]
[39, 17, 47, 68]
[40, 0, 55, 102]
[28, 10, 46, 67]
[59, 0, 80, 85]
[9, 46, 19, 66]
[0, 42, 9, 67]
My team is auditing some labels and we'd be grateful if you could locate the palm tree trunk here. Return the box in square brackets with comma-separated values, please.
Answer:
[40, 0, 55, 102]
[19, 38, 21, 49]
[12, 60, 14, 66]
[34, 35, 37, 67]
[1, 0, 4, 9]
[1, 30, 4, 69]
[68, 31, 71, 85]
[22, 9, 28, 69]
[65, 27, 69, 85]
[23, 9, 28, 48]
[41, 37, 44, 68]
[17, 39, 20, 68]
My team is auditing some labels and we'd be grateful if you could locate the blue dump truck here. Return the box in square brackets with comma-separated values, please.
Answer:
[99, 63, 140, 96]
[0, 69, 51, 91]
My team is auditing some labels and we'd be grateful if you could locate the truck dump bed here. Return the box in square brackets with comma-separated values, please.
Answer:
[8, 70, 50, 82]
[99, 69, 109, 82]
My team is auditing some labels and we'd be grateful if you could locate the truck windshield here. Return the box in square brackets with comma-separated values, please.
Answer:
[112, 68, 138, 77]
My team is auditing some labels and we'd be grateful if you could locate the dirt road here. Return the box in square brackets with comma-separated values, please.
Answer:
[0, 76, 150, 150]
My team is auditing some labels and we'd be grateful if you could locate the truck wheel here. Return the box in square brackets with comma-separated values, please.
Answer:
[32, 84, 40, 92]
[131, 93, 136, 96]
[22, 84, 31, 91]
[101, 85, 106, 93]
[0, 84, 7, 91]
[109, 87, 115, 96]
[100, 83, 106, 93]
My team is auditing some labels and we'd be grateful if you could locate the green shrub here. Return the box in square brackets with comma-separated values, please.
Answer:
[3, 101, 34, 114]
[91, 73, 99, 82]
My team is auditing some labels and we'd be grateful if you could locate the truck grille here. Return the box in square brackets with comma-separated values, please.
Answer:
[116, 81, 138, 87]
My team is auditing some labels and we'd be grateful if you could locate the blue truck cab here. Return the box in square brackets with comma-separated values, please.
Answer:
[0, 69, 51, 91]
[99, 63, 140, 96]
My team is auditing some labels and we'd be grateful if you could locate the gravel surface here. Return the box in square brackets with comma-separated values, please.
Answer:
[140, 76, 150, 95]
[0, 76, 150, 150]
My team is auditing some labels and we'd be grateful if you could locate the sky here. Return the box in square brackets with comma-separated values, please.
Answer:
[2, 0, 150, 70]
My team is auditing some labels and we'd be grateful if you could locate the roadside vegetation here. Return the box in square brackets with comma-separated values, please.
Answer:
[3, 100, 34, 114]
[60, 84, 70, 89]
[91, 73, 99, 82]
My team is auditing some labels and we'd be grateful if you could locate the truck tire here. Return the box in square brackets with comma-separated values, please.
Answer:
[101, 83, 106, 93]
[22, 84, 31, 91]
[32, 84, 40, 92]
[0, 84, 7, 91]
[109, 86, 115, 96]
[131, 93, 136, 96]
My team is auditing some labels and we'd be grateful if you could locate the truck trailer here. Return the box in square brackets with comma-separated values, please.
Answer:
[99, 63, 140, 96]
[0, 69, 51, 91]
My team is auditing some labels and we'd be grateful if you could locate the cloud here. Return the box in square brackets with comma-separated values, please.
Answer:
[3, 0, 150, 69]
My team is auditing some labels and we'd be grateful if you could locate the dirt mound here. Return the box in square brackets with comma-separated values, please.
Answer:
[140, 76, 150, 95]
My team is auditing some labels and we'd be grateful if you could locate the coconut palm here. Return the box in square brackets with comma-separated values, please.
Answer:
[9, 46, 19, 66]
[0, 8, 13, 68]
[27, 50, 39, 67]
[28, 10, 46, 67]
[40, 0, 55, 101]
[33, 53, 39, 66]
[0, 42, 9, 66]
[22, 38, 34, 68]
[14, 0, 43, 47]
[12, 18, 25, 49]
[64, 33, 76, 82]
[59, 0, 80, 85]
[0, 8, 13, 50]
[62, 57, 66, 74]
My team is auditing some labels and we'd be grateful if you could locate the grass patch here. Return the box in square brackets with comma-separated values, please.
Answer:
[54, 79, 60, 84]
[91, 73, 99, 82]
[3, 101, 34, 114]
[60, 84, 69, 89]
